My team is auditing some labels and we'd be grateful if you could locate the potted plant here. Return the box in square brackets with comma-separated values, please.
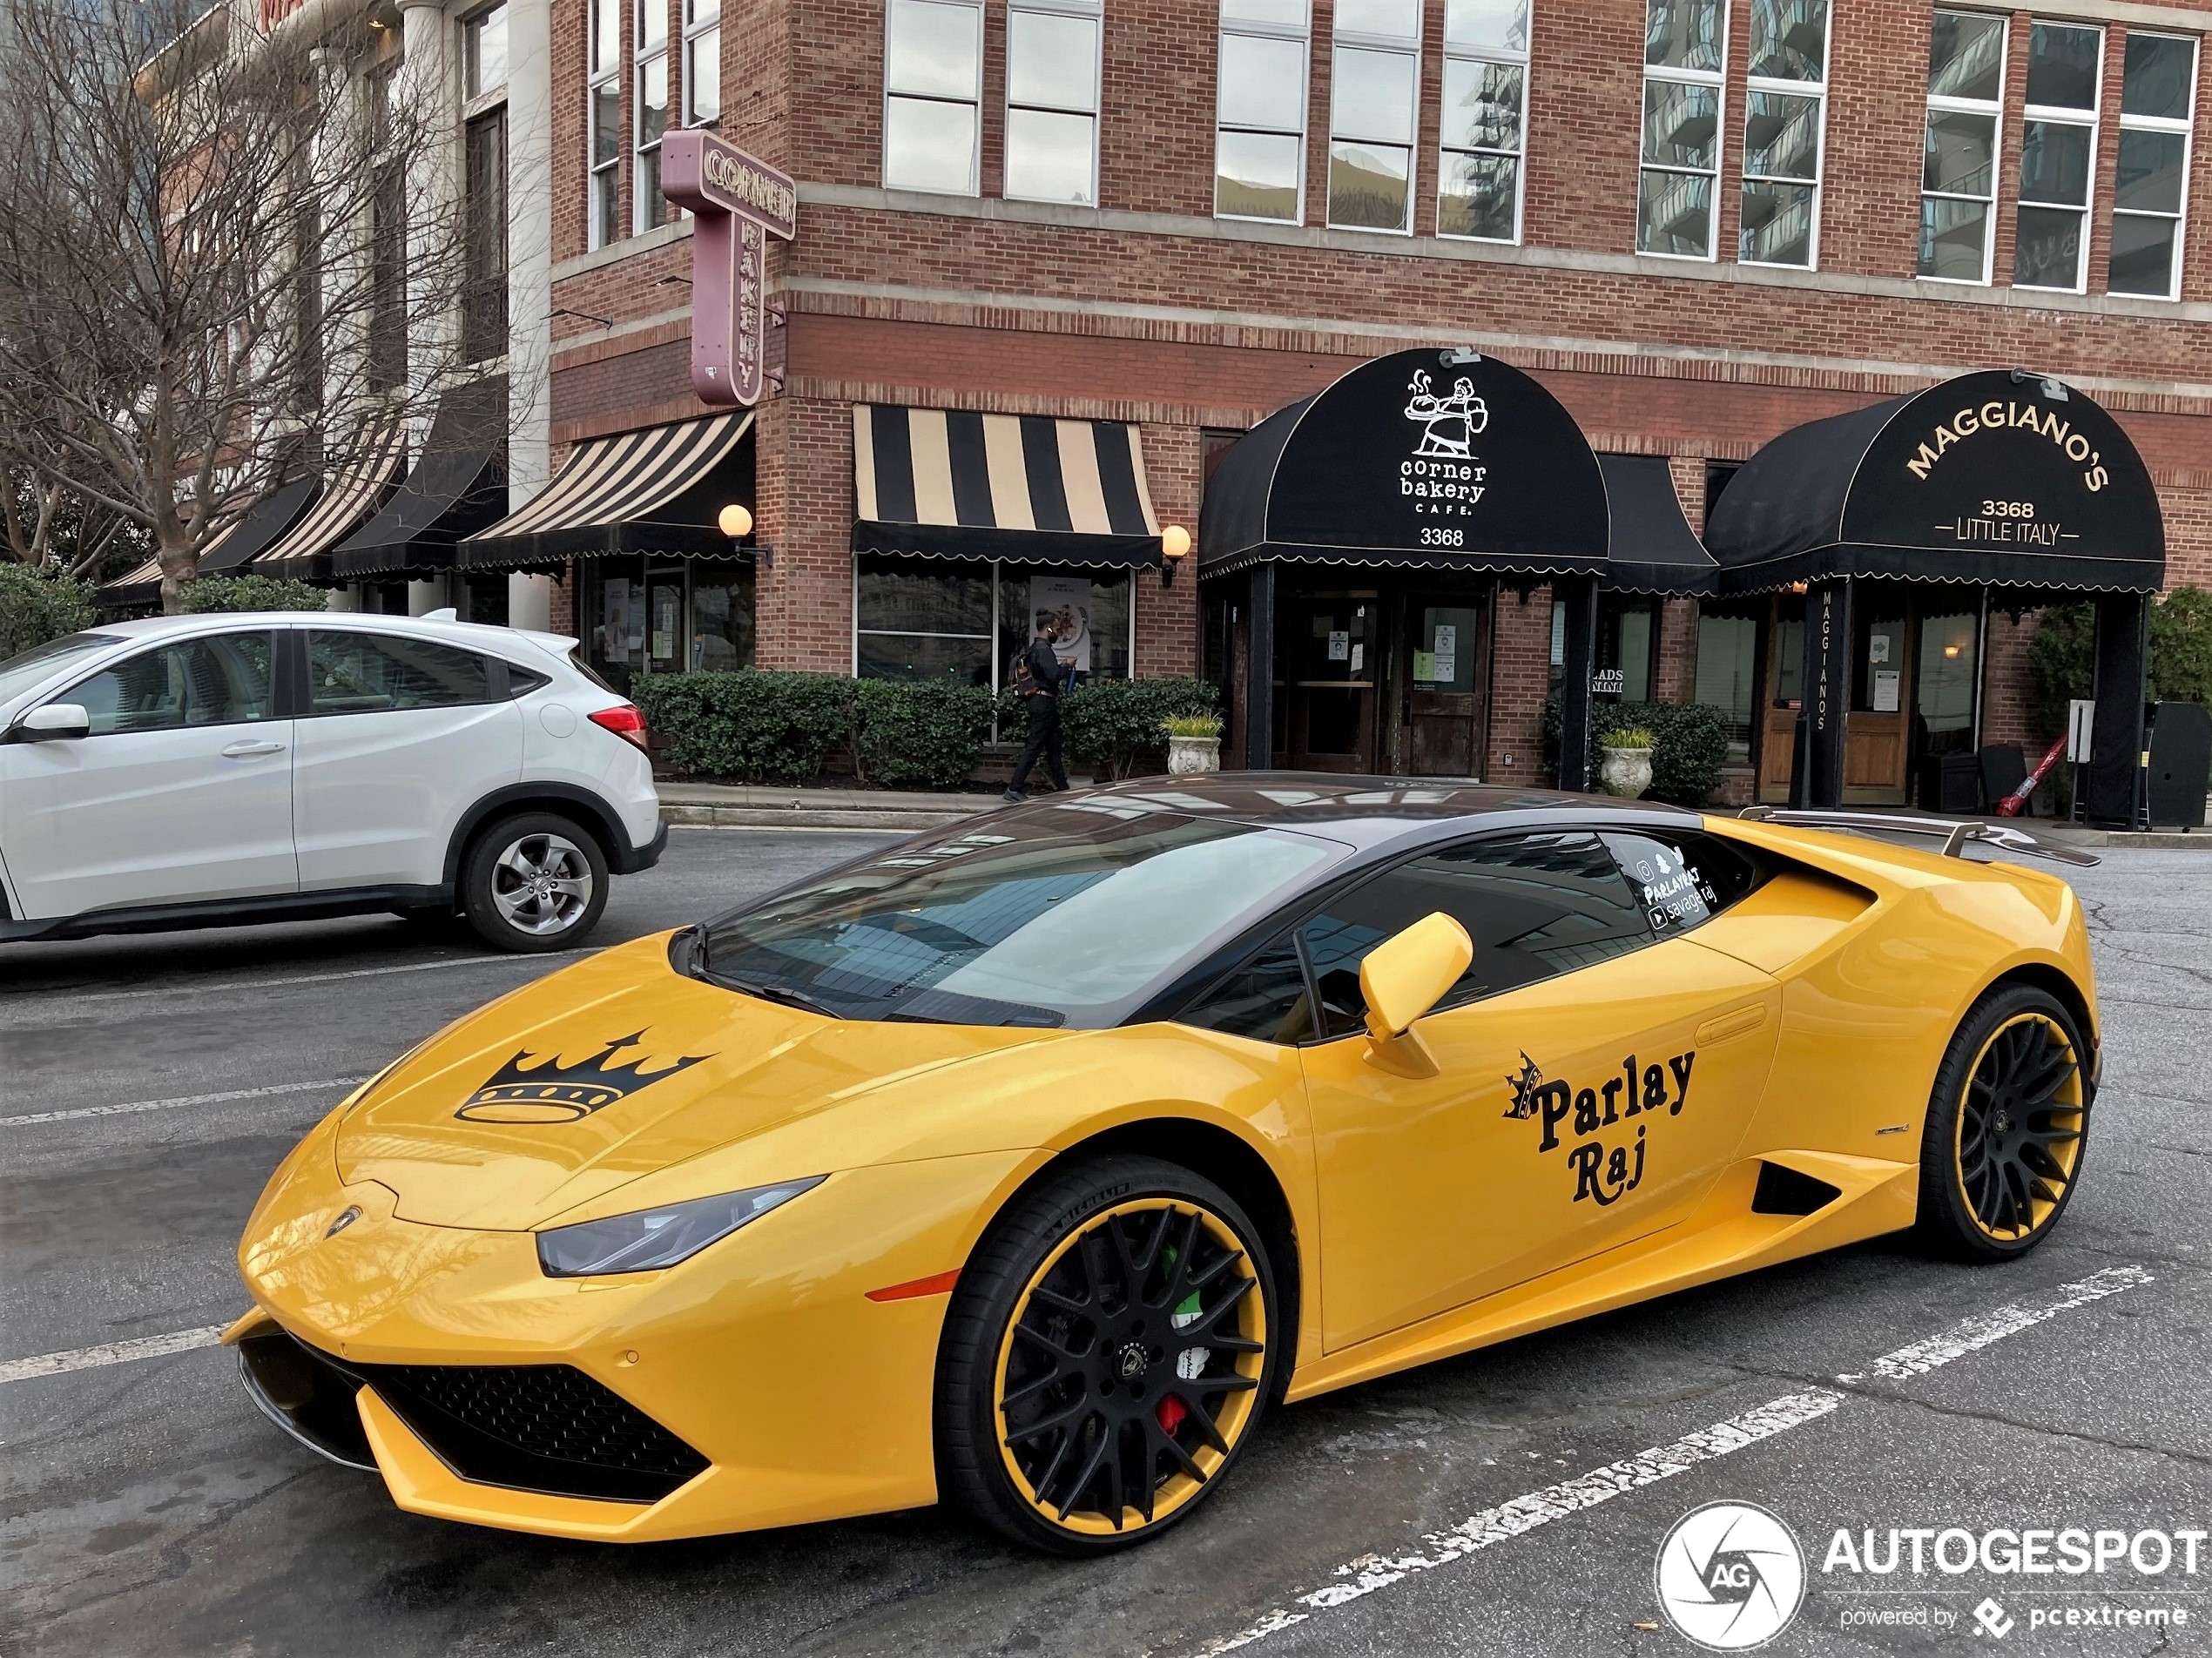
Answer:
[1163, 713, 1224, 775]
[1599, 725, 1656, 798]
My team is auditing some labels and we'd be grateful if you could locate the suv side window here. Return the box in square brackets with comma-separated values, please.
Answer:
[1599, 830, 1764, 939]
[69, 632, 277, 734]
[1301, 832, 1652, 1040]
[307, 630, 496, 714]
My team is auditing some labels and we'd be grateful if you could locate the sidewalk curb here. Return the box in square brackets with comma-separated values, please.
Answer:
[662, 803, 979, 831]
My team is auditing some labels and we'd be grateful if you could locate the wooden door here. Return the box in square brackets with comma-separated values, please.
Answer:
[1843, 603, 1911, 802]
[1405, 595, 1487, 777]
[1289, 593, 1380, 772]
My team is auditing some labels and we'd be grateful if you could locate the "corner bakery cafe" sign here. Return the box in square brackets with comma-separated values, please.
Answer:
[661, 131, 798, 408]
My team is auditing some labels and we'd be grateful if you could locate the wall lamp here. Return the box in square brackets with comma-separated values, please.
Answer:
[719, 503, 771, 569]
[1158, 525, 1192, 586]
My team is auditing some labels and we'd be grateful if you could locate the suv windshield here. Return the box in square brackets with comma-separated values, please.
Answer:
[0, 632, 125, 708]
[699, 806, 1350, 1027]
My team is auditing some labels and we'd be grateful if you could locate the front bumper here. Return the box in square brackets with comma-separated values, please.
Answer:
[233, 1133, 1030, 1541]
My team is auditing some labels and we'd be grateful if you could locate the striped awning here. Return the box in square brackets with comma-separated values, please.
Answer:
[98, 477, 320, 610]
[253, 419, 410, 582]
[852, 407, 1163, 567]
[460, 412, 753, 569]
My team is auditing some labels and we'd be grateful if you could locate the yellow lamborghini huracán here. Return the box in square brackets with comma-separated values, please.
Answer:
[232, 778, 2099, 1554]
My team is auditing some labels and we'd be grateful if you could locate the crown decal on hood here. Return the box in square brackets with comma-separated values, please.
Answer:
[454, 1031, 712, 1123]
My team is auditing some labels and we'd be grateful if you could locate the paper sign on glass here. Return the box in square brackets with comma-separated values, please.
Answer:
[1872, 670, 1902, 711]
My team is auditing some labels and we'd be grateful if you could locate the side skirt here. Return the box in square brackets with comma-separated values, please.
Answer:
[1282, 1149, 1918, 1402]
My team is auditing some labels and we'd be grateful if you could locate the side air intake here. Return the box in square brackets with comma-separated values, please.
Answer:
[1750, 1162, 1844, 1217]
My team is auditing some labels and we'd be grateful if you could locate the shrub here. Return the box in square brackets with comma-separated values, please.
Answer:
[178, 573, 332, 613]
[853, 677, 995, 789]
[1060, 675, 1219, 778]
[0, 563, 96, 657]
[1546, 697, 1731, 806]
[631, 671, 857, 784]
[2152, 584, 2212, 705]
[2026, 602, 2095, 739]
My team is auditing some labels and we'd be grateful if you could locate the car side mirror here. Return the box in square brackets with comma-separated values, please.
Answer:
[10, 702, 90, 742]
[1359, 911, 1474, 1044]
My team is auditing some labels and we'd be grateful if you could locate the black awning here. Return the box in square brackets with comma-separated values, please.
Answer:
[98, 477, 320, 608]
[459, 412, 752, 569]
[1599, 455, 1717, 595]
[1706, 369, 2166, 593]
[1197, 347, 1609, 580]
[850, 407, 1163, 568]
[331, 381, 508, 579]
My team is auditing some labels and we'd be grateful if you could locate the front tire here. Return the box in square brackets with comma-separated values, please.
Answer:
[1915, 985, 2091, 1261]
[459, 812, 609, 953]
[935, 1156, 1279, 1555]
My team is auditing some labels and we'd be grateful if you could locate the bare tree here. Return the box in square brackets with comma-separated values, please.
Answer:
[0, 0, 474, 610]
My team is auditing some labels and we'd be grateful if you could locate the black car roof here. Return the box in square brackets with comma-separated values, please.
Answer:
[1042, 771, 1699, 857]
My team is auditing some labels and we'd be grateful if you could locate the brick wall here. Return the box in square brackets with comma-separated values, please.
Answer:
[1489, 584, 1553, 784]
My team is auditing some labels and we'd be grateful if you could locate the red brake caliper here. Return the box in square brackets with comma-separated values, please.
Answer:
[1156, 1393, 1187, 1434]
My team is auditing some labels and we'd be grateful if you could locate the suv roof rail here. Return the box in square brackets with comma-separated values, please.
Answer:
[1735, 807, 2100, 868]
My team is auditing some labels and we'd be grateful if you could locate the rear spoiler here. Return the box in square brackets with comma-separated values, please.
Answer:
[1736, 807, 2100, 868]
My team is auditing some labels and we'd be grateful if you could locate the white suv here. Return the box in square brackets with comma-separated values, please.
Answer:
[0, 610, 663, 952]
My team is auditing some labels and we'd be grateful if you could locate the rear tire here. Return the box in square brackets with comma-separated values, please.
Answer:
[935, 1156, 1280, 1556]
[1915, 984, 2091, 1262]
[459, 812, 608, 953]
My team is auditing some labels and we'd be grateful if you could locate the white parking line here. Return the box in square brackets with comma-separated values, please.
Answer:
[7, 948, 583, 1010]
[0, 1076, 365, 1128]
[0, 1325, 227, 1386]
[1193, 1261, 2154, 1654]
[1838, 1264, 2155, 1382]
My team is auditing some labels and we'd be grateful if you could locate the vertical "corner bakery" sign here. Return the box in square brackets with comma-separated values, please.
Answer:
[660, 132, 798, 408]
[1844, 370, 2161, 569]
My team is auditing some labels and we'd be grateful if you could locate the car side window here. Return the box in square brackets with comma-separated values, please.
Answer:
[307, 631, 496, 715]
[1599, 830, 1764, 939]
[69, 632, 276, 735]
[1299, 832, 1654, 1040]
[1177, 936, 1317, 1045]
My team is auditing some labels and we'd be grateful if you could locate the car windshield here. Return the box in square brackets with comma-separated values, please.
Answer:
[0, 632, 125, 707]
[699, 805, 1351, 1027]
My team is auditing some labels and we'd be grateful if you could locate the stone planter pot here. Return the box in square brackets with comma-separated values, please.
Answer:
[1599, 745, 1654, 799]
[1168, 733, 1222, 775]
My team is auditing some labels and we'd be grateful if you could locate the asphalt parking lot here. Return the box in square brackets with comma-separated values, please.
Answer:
[4, 826, 2209, 1657]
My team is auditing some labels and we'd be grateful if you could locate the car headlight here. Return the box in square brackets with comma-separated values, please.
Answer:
[536, 1177, 826, 1277]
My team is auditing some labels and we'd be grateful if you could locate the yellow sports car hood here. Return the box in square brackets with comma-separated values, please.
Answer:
[335, 933, 1053, 1230]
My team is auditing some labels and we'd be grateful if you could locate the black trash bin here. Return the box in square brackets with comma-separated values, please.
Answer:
[1917, 751, 1981, 812]
[2147, 701, 2210, 830]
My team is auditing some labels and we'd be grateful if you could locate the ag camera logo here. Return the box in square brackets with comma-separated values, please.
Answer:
[1655, 1501, 1808, 1650]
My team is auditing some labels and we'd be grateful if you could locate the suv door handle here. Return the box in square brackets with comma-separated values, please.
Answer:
[220, 738, 287, 758]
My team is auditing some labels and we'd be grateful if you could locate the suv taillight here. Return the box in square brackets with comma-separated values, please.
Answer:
[588, 704, 650, 751]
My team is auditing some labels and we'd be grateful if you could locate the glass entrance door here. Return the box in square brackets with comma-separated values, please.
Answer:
[1405, 594, 1487, 776]
[1287, 592, 1379, 772]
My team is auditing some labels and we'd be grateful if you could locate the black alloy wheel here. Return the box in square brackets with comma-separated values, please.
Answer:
[936, 1156, 1278, 1554]
[1917, 985, 2090, 1260]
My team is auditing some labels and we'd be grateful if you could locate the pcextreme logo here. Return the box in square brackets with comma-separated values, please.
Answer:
[1655, 1501, 1808, 1650]
[1502, 1048, 1696, 1204]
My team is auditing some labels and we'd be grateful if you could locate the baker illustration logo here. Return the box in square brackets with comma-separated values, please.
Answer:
[1403, 369, 1489, 458]
[1503, 1047, 1696, 1204]
[455, 1031, 711, 1123]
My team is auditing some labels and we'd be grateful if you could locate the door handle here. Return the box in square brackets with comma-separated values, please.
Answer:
[220, 739, 287, 758]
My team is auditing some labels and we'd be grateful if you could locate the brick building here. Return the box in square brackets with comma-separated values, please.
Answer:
[206, 0, 2212, 812]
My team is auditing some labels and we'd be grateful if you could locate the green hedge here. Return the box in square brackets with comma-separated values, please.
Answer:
[853, 677, 995, 790]
[632, 669, 1220, 788]
[0, 563, 96, 658]
[178, 574, 331, 613]
[1543, 696, 1731, 807]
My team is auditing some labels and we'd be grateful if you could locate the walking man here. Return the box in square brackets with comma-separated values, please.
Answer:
[1003, 618, 1070, 801]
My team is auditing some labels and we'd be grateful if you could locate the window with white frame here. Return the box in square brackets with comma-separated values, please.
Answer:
[1438, 0, 1529, 242]
[2015, 21, 2103, 291]
[1639, 0, 1726, 258]
[883, 0, 983, 194]
[1918, 9, 2006, 281]
[1329, 0, 1421, 233]
[1005, 0, 1101, 205]
[588, 0, 620, 247]
[685, 0, 718, 125]
[1738, 0, 1826, 266]
[2110, 31, 2197, 299]
[1216, 0, 1310, 222]
[634, 0, 671, 232]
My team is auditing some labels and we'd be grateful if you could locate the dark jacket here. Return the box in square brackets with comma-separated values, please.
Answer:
[1019, 638, 1065, 696]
